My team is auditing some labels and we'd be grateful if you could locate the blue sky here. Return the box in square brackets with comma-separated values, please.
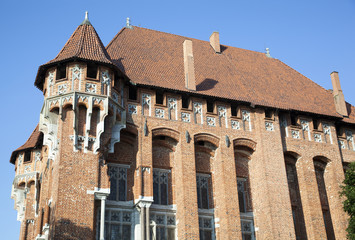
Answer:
[1, 0, 354, 238]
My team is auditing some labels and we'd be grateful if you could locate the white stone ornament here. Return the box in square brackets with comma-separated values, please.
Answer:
[291, 130, 300, 139]
[101, 71, 111, 85]
[181, 112, 191, 122]
[194, 102, 202, 114]
[339, 140, 346, 149]
[207, 117, 216, 126]
[242, 110, 250, 122]
[155, 108, 165, 118]
[85, 83, 97, 93]
[231, 120, 240, 130]
[128, 104, 137, 115]
[112, 92, 119, 102]
[314, 133, 322, 143]
[218, 106, 227, 118]
[58, 84, 67, 95]
[142, 94, 151, 106]
[168, 98, 177, 110]
[265, 121, 274, 131]
[72, 65, 81, 81]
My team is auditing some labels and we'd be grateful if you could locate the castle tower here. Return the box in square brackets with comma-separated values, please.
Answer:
[11, 12, 127, 239]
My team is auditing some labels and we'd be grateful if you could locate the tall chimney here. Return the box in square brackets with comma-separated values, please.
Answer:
[330, 71, 348, 116]
[209, 32, 221, 53]
[183, 40, 196, 91]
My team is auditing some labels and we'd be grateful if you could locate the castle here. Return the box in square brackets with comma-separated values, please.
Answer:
[10, 13, 355, 240]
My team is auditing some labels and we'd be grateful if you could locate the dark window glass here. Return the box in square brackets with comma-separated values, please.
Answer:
[153, 169, 169, 205]
[128, 85, 137, 100]
[108, 166, 127, 201]
[231, 104, 237, 117]
[313, 119, 319, 130]
[156, 91, 164, 104]
[196, 175, 210, 209]
[87, 63, 98, 78]
[56, 65, 66, 79]
[237, 179, 247, 213]
[182, 96, 189, 108]
[24, 151, 31, 162]
[206, 100, 214, 113]
[291, 114, 297, 126]
[265, 109, 272, 118]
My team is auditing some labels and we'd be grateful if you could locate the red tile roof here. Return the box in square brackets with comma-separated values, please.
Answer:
[107, 27, 355, 123]
[10, 125, 42, 164]
[35, 22, 113, 89]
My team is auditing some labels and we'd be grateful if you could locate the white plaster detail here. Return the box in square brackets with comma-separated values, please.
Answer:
[265, 121, 274, 131]
[231, 120, 240, 130]
[155, 108, 165, 118]
[128, 104, 137, 115]
[142, 93, 152, 116]
[85, 83, 97, 93]
[72, 65, 81, 81]
[181, 112, 191, 122]
[193, 102, 203, 124]
[218, 106, 228, 127]
[291, 130, 300, 139]
[339, 140, 346, 149]
[314, 133, 322, 143]
[322, 123, 333, 144]
[57, 84, 67, 95]
[242, 110, 251, 131]
[207, 116, 216, 127]
[101, 70, 111, 96]
[300, 120, 311, 140]
[47, 71, 54, 96]
[24, 165, 32, 173]
[34, 151, 41, 171]
[346, 130, 355, 150]
[168, 97, 177, 120]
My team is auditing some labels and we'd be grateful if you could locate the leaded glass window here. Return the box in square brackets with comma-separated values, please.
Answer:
[108, 165, 128, 201]
[199, 216, 214, 240]
[196, 174, 210, 209]
[102, 209, 132, 240]
[237, 178, 247, 213]
[241, 219, 254, 240]
[150, 212, 176, 240]
[153, 169, 169, 205]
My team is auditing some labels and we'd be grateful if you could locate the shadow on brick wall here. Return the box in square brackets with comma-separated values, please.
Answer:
[54, 218, 94, 240]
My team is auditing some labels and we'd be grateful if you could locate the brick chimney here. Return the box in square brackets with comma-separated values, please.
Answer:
[330, 71, 348, 116]
[183, 40, 196, 91]
[209, 32, 221, 53]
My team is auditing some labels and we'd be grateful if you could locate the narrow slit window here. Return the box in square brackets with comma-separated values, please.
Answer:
[108, 165, 128, 201]
[182, 96, 189, 109]
[231, 104, 237, 117]
[207, 100, 214, 113]
[153, 169, 169, 205]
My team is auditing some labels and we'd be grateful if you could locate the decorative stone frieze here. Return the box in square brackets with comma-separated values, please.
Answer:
[168, 97, 177, 120]
[291, 130, 300, 139]
[181, 112, 191, 123]
[155, 108, 165, 118]
[231, 120, 240, 130]
[218, 106, 228, 127]
[242, 110, 251, 131]
[85, 83, 97, 93]
[142, 93, 152, 116]
[207, 116, 216, 127]
[314, 133, 322, 143]
[301, 120, 311, 140]
[265, 121, 274, 131]
[57, 84, 67, 95]
[193, 102, 203, 124]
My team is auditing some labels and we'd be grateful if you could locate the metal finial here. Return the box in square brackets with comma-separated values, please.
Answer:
[81, 11, 92, 25]
[265, 48, 272, 58]
[126, 17, 133, 29]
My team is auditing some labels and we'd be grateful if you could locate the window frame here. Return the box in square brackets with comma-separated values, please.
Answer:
[149, 211, 176, 240]
[107, 163, 130, 202]
[196, 173, 211, 210]
[153, 168, 171, 205]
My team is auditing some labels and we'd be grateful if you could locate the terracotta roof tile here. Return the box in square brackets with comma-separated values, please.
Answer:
[10, 125, 42, 164]
[107, 27, 354, 123]
[35, 22, 113, 89]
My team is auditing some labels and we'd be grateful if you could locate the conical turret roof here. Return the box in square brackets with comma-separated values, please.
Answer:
[35, 12, 113, 89]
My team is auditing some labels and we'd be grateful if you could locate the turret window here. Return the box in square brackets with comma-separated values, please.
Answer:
[128, 85, 137, 100]
[56, 64, 67, 80]
[87, 63, 98, 79]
